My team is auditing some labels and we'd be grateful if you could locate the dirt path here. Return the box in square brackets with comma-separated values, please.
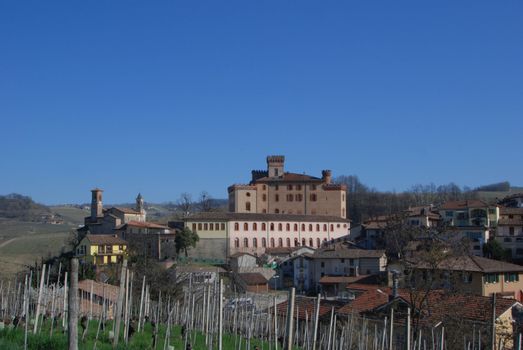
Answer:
[0, 237, 18, 248]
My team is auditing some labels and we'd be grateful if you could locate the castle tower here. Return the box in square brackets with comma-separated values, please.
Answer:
[90, 188, 103, 220]
[267, 155, 285, 178]
[136, 193, 144, 214]
[322, 170, 332, 184]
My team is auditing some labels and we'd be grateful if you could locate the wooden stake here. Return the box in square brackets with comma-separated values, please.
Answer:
[33, 264, 46, 334]
[138, 275, 145, 332]
[312, 293, 320, 350]
[285, 287, 296, 350]
[68, 258, 79, 350]
[112, 258, 127, 348]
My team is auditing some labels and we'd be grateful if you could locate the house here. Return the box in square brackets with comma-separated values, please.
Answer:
[337, 283, 523, 350]
[409, 255, 523, 301]
[229, 252, 258, 272]
[499, 193, 523, 208]
[228, 155, 347, 218]
[438, 200, 499, 228]
[236, 273, 269, 293]
[181, 212, 348, 263]
[494, 207, 523, 260]
[75, 234, 127, 265]
[116, 221, 176, 261]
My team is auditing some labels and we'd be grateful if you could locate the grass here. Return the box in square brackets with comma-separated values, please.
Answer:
[0, 319, 292, 350]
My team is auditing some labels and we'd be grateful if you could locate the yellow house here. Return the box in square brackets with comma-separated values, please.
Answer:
[76, 234, 127, 265]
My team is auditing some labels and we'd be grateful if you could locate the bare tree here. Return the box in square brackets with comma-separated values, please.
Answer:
[197, 191, 214, 212]
[177, 193, 193, 217]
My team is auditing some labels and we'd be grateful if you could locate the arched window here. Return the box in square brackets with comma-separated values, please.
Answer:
[278, 223, 283, 231]
[278, 238, 283, 247]
[317, 238, 321, 247]
[270, 223, 274, 231]
[309, 238, 313, 247]
[294, 238, 299, 247]
[234, 223, 239, 231]
[262, 223, 266, 231]
[270, 238, 275, 247]
[244, 223, 249, 231]
[316, 224, 320, 232]
[323, 224, 327, 232]
[287, 238, 291, 247]
[302, 238, 306, 246]
[253, 238, 258, 248]
[286, 223, 290, 231]
[234, 238, 240, 248]
[262, 237, 267, 248]
[309, 224, 313, 232]
[275, 208, 280, 213]
[204, 223, 208, 230]
[294, 224, 298, 231]
[244, 238, 249, 248]
[253, 223, 257, 231]
[301, 224, 306, 231]
[245, 202, 251, 211]
[330, 224, 334, 231]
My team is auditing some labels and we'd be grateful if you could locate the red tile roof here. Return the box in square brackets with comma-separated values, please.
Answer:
[439, 200, 492, 210]
[120, 221, 169, 229]
[238, 273, 268, 285]
[84, 234, 127, 245]
[276, 296, 340, 320]
[255, 172, 323, 183]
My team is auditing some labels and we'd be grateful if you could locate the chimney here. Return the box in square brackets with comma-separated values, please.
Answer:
[322, 170, 332, 184]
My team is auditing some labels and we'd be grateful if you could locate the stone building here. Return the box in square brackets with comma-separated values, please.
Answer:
[228, 155, 347, 218]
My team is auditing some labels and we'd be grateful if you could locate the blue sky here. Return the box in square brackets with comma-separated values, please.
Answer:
[1, 1, 522, 204]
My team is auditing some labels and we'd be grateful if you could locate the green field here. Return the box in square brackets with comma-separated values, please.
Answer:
[0, 319, 287, 350]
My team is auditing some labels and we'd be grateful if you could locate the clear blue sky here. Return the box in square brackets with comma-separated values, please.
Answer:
[1, 1, 522, 204]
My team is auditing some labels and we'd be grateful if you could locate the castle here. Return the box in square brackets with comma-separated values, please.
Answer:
[228, 156, 347, 218]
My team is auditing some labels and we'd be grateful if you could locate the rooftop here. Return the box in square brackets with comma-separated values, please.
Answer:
[183, 212, 349, 223]
[414, 255, 523, 273]
[439, 200, 493, 210]
[84, 234, 127, 245]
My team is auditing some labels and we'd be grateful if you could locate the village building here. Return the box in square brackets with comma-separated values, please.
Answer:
[228, 155, 347, 218]
[494, 207, 523, 261]
[181, 212, 349, 263]
[75, 234, 127, 265]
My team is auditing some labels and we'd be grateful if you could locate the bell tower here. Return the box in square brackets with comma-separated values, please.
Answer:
[136, 193, 145, 214]
[267, 155, 285, 178]
[90, 188, 103, 220]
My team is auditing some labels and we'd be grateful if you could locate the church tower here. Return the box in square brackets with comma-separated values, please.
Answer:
[136, 193, 145, 214]
[90, 188, 103, 221]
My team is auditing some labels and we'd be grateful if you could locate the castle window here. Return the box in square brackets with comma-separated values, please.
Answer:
[309, 238, 313, 247]
[244, 223, 249, 231]
[288, 185, 293, 190]
[192, 223, 197, 231]
[263, 185, 266, 190]
[297, 185, 302, 191]
[295, 194, 302, 201]
[234, 238, 240, 248]
[286, 223, 290, 231]
[262, 194, 267, 201]
[278, 223, 283, 231]
[294, 224, 298, 231]
[301, 224, 306, 231]
[246, 192, 251, 197]
[204, 223, 208, 230]
[210, 223, 214, 230]
[244, 238, 249, 248]
[337, 224, 340, 228]
[198, 223, 202, 231]
[221, 223, 225, 230]
[330, 224, 334, 231]
[262, 238, 267, 247]
[310, 194, 317, 201]
[270, 238, 275, 247]
[234, 223, 239, 231]
[275, 194, 279, 202]
[275, 185, 279, 191]
[246, 202, 251, 211]
[316, 224, 320, 232]
[275, 169, 279, 176]
[302, 238, 306, 246]
[287, 194, 293, 202]
[323, 224, 327, 231]
[253, 238, 258, 248]
[309, 224, 313, 232]
[287, 238, 291, 247]
[317, 238, 321, 247]
[270, 223, 274, 231]
[278, 238, 283, 247]
[262, 209, 267, 213]
[275, 209, 280, 214]
[262, 223, 266, 230]
[253, 223, 257, 231]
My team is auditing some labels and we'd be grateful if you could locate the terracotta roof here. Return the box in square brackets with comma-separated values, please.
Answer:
[319, 275, 377, 284]
[439, 200, 492, 210]
[500, 207, 523, 215]
[112, 207, 142, 214]
[337, 284, 519, 323]
[265, 247, 295, 255]
[84, 234, 127, 245]
[183, 212, 349, 223]
[238, 273, 268, 285]
[78, 279, 119, 302]
[276, 296, 340, 320]
[119, 221, 169, 229]
[254, 172, 323, 183]
[313, 244, 385, 259]
[414, 255, 523, 273]
[323, 184, 347, 191]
